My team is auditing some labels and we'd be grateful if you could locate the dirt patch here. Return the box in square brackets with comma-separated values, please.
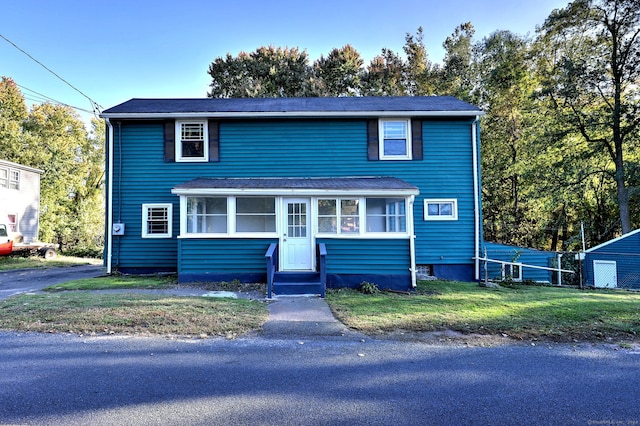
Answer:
[362, 328, 640, 348]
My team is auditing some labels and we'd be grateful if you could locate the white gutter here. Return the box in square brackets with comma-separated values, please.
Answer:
[409, 195, 417, 288]
[105, 118, 114, 274]
[472, 117, 481, 280]
[100, 110, 486, 120]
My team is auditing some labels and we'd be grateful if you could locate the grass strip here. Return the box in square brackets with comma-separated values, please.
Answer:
[0, 292, 269, 338]
[326, 280, 640, 342]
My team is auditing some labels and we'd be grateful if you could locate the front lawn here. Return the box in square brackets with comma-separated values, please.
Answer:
[0, 274, 268, 338]
[326, 280, 640, 342]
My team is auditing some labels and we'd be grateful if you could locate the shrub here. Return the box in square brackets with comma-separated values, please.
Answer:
[358, 281, 380, 294]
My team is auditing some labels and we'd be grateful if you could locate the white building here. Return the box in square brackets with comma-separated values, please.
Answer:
[0, 159, 43, 243]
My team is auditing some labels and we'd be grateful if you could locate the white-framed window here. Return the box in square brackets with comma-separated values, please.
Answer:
[0, 168, 7, 188]
[379, 119, 411, 160]
[317, 198, 360, 234]
[365, 198, 407, 232]
[187, 197, 227, 233]
[142, 203, 172, 238]
[502, 263, 522, 281]
[182, 196, 276, 235]
[424, 198, 458, 221]
[0, 168, 20, 190]
[317, 197, 408, 235]
[9, 170, 19, 190]
[7, 214, 17, 232]
[176, 121, 208, 162]
[235, 197, 276, 233]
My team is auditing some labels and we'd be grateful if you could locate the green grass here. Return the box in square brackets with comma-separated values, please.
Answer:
[326, 280, 640, 342]
[44, 275, 176, 291]
[0, 255, 101, 271]
[0, 292, 269, 338]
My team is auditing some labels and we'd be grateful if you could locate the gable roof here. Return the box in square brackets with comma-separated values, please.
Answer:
[101, 96, 483, 119]
[584, 228, 640, 253]
[0, 159, 43, 174]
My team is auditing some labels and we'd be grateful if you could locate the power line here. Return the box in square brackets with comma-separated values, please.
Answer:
[0, 33, 103, 116]
[18, 83, 95, 114]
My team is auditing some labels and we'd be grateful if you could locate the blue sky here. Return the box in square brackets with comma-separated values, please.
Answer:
[2, 0, 568, 126]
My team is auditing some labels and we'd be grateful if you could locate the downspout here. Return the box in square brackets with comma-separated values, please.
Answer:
[409, 195, 417, 288]
[472, 117, 481, 280]
[105, 118, 114, 274]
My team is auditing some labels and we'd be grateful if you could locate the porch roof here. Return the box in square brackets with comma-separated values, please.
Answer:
[171, 176, 419, 196]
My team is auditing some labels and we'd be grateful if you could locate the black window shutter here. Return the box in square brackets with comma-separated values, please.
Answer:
[208, 120, 219, 162]
[367, 119, 379, 160]
[163, 121, 175, 162]
[411, 119, 423, 160]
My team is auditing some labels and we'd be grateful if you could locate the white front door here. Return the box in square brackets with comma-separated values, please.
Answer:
[281, 198, 312, 270]
[593, 260, 617, 288]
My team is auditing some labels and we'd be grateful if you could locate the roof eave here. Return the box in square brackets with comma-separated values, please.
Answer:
[171, 187, 420, 196]
[100, 110, 485, 119]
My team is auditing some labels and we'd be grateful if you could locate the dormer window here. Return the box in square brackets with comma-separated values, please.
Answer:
[379, 119, 412, 160]
[176, 121, 208, 162]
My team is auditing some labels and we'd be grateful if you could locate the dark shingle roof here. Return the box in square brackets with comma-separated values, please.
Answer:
[102, 96, 482, 117]
[173, 177, 418, 192]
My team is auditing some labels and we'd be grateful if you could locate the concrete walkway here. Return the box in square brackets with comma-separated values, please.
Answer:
[261, 296, 364, 339]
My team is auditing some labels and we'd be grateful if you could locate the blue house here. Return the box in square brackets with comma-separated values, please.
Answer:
[100, 97, 484, 295]
[582, 229, 640, 289]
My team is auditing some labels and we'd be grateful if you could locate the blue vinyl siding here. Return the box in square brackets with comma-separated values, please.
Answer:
[178, 238, 276, 275]
[108, 118, 478, 279]
[317, 238, 410, 275]
[584, 231, 640, 288]
[484, 242, 557, 283]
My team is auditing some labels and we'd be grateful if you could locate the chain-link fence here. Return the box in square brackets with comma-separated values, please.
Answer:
[481, 244, 580, 286]
[583, 251, 640, 290]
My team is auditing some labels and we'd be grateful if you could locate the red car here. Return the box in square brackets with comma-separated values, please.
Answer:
[0, 224, 13, 256]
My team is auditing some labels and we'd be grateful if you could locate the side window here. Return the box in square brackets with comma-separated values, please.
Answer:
[502, 263, 522, 281]
[379, 119, 411, 160]
[142, 204, 172, 238]
[0, 168, 8, 188]
[176, 121, 208, 162]
[9, 170, 19, 190]
[424, 199, 458, 221]
[365, 198, 406, 232]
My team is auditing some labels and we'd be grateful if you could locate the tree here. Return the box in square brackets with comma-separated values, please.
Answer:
[22, 103, 89, 247]
[437, 22, 476, 102]
[536, 0, 640, 234]
[403, 27, 436, 95]
[0, 77, 28, 162]
[475, 31, 539, 246]
[207, 46, 312, 98]
[313, 45, 364, 96]
[361, 49, 406, 96]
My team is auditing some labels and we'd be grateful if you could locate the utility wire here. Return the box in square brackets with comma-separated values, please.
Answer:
[19, 83, 95, 114]
[0, 33, 103, 116]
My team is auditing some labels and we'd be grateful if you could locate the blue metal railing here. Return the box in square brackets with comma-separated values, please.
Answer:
[317, 243, 327, 298]
[265, 243, 278, 299]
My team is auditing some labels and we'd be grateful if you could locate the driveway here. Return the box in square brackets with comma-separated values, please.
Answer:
[0, 265, 104, 300]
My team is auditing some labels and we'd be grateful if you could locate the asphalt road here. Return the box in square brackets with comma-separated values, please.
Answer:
[0, 264, 104, 299]
[1, 332, 639, 425]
